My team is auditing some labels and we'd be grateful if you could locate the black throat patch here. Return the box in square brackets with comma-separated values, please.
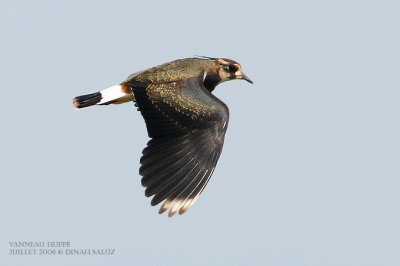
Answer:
[203, 71, 221, 92]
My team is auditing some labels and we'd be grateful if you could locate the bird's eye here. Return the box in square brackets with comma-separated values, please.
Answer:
[228, 64, 238, 73]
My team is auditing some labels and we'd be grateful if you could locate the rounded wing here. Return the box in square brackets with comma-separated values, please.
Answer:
[131, 76, 229, 216]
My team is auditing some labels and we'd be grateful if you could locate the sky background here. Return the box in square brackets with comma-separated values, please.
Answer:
[1, 0, 399, 265]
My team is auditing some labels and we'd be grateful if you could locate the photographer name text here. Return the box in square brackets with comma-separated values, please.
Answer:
[8, 241, 115, 256]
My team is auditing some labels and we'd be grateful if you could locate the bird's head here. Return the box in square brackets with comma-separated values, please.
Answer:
[215, 58, 253, 84]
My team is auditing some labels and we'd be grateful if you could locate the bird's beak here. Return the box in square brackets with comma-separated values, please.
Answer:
[236, 71, 253, 84]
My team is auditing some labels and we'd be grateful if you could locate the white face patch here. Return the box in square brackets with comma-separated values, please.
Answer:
[218, 68, 231, 82]
[235, 69, 243, 76]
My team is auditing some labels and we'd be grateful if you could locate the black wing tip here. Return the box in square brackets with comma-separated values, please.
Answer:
[73, 92, 102, 109]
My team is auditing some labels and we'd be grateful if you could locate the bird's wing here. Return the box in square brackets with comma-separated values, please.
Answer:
[131, 76, 229, 216]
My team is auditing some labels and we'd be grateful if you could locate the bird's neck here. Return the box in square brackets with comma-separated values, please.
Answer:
[203, 71, 221, 92]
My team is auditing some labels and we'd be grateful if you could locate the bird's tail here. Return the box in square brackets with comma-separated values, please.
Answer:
[73, 84, 134, 109]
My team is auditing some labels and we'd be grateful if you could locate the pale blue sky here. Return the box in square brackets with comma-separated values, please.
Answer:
[1, 0, 399, 265]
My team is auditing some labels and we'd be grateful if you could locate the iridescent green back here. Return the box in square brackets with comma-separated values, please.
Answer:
[126, 58, 214, 84]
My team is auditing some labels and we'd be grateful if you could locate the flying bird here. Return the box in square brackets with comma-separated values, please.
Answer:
[73, 57, 253, 216]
